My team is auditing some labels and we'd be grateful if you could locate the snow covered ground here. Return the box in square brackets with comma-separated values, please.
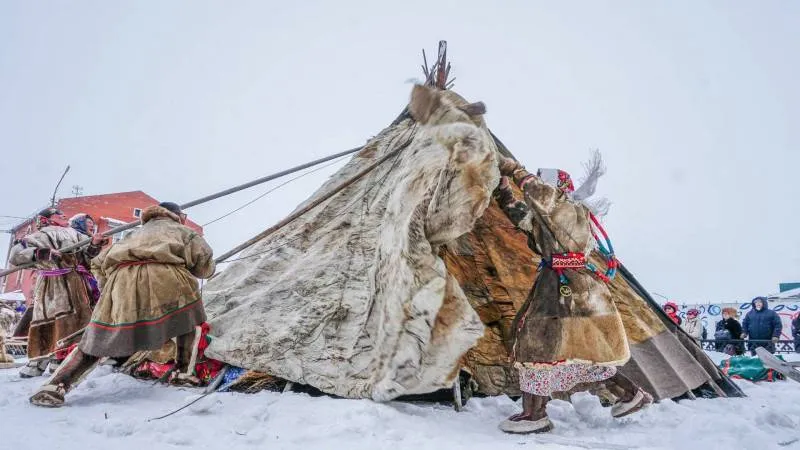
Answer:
[1, 352, 799, 450]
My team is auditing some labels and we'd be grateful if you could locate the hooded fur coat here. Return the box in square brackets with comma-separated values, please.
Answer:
[494, 170, 630, 367]
[79, 206, 215, 357]
[8, 226, 101, 358]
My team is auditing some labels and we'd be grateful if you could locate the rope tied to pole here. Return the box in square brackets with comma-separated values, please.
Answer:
[213, 129, 416, 264]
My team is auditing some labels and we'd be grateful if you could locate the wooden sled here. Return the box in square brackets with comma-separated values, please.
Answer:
[755, 347, 800, 384]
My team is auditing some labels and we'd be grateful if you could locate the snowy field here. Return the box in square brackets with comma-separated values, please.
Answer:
[1, 352, 799, 450]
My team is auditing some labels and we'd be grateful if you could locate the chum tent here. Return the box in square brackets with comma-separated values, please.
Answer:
[200, 42, 743, 404]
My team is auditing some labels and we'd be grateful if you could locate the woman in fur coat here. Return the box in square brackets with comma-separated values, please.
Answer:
[494, 155, 651, 434]
[8, 208, 105, 377]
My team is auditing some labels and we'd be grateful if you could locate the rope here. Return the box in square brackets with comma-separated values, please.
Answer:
[214, 128, 416, 264]
[217, 131, 411, 265]
[146, 366, 229, 422]
[202, 156, 349, 227]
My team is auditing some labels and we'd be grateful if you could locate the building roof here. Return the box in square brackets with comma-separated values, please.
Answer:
[9, 191, 203, 234]
[769, 286, 800, 300]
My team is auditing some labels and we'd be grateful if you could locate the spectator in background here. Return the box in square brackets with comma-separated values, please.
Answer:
[715, 307, 743, 355]
[792, 313, 799, 354]
[742, 297, 782, 355]
[662, 302, 682, 326]
[682, 308, 703, 341]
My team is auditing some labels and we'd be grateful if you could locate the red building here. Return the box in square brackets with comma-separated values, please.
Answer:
[1, 191, 203, 305]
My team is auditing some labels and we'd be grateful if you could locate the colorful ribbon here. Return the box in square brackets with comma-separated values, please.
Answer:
[37, 265, 100, 303]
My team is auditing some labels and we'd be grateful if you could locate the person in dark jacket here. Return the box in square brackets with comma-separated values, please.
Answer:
[792, 313, 799, 354]
[714, 307, 743, 354]
[742, 297, 782, 355]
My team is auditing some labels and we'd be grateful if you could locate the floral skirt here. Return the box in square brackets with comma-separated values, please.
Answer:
[516, 362, 617, 396]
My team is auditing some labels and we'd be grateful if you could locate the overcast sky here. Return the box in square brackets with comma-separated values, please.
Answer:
[1, 1, 797, 303]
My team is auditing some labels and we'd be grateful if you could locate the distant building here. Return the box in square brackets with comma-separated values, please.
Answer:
[1, 191, 203, 305]
[779, 282, 800, 293]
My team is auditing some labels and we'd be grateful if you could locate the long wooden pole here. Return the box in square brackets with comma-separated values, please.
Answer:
[214, 136, 413, 264]
[23, 134, 413, 356]
[0, 146, 363, 280]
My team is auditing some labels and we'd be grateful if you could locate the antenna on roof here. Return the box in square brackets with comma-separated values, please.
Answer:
[421, 40, 454, 90]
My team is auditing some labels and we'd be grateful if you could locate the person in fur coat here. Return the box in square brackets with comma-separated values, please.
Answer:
[8, 208, 105, 378]
[30, 202, 215, 407]
[493, 156, 651, 434]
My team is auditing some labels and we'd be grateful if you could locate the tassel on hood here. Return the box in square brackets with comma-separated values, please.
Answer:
[536, 150, 611, 216]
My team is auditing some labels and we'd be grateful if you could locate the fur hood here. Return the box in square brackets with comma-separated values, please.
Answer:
[750, 296, 770, 310]
[141, 205, 181, 224]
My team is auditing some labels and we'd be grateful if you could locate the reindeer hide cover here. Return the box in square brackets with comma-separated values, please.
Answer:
[203, 87, 499, 401]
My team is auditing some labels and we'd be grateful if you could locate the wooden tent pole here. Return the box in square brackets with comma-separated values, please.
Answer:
[0, 146, 364, 280]
[214, 136, 414, 264]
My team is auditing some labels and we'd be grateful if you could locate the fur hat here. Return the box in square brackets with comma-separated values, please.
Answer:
[37, 207, 62, 218]
[35, 207, 64, 229]
[158, 202, 183, 216]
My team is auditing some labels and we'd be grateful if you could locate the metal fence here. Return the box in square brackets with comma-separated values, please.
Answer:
[699, 339, 797, 354]
[4, 338, 27, 357]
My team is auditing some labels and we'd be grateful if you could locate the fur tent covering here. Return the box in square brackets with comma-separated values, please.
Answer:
[203, 86, 500, 401]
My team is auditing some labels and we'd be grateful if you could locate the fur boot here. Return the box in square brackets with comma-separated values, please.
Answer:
[20, 359, 48, 378]
[611, 388, 652, 418]
[499, 416, 555, 434]
[30, 348, 100, 407]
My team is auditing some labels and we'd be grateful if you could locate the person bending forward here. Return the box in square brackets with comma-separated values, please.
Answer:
[30, 202, 215, 407]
